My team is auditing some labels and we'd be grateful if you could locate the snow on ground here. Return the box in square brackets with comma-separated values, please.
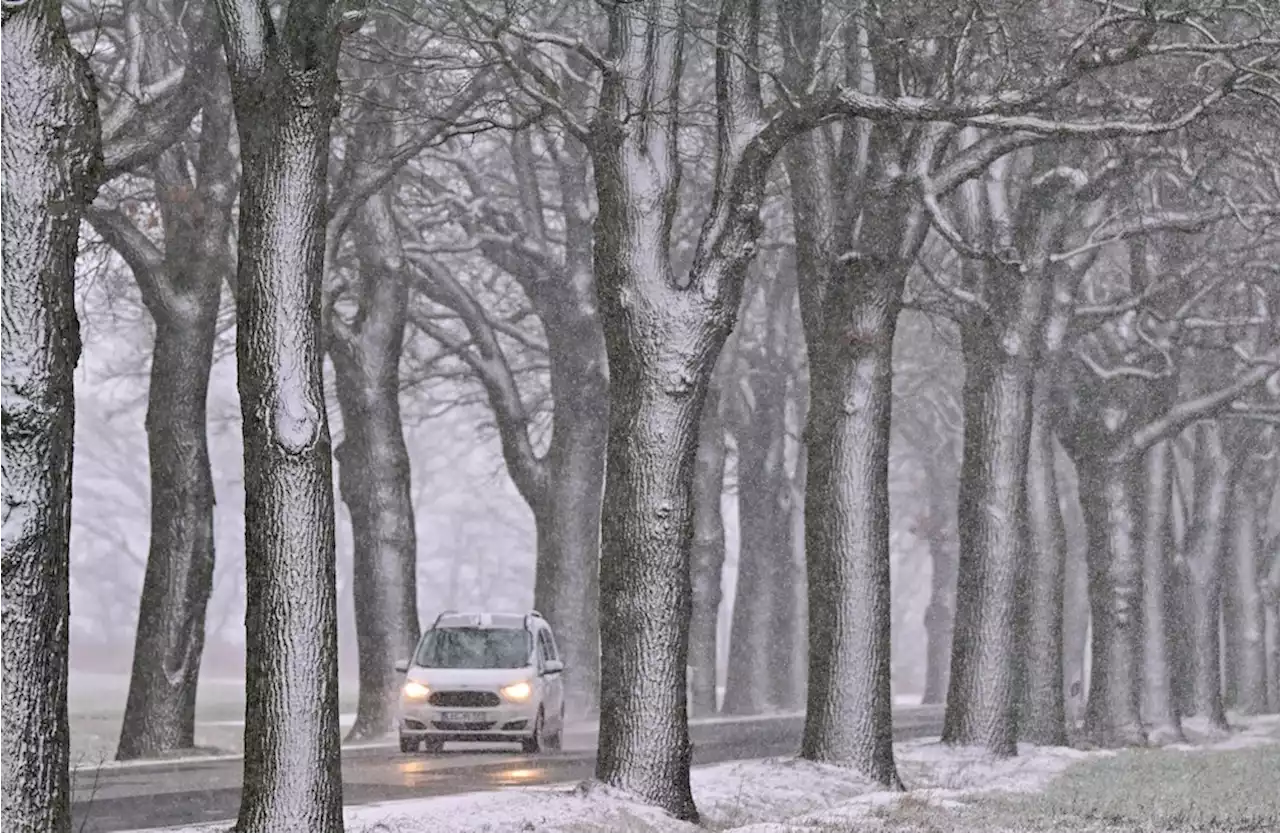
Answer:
[124, 713, 1280, 833]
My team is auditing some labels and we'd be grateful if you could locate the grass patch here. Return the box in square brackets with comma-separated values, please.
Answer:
[979, 744, 1280, 832]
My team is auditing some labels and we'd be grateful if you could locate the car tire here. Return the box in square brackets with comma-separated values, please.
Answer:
[521, 709, 544, 754]
[422, 737, 445, 754]
[399, 735, 419, 754]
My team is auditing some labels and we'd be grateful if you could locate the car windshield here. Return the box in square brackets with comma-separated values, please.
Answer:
[415, 627, 531, 669]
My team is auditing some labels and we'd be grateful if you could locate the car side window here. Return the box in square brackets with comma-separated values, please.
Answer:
[534, 629, 546, 672]
[540, 629, 558, 662]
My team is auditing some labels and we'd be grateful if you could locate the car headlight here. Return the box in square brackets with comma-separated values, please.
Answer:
[501, 681, 532, 701]
[403, 681, 430, 700]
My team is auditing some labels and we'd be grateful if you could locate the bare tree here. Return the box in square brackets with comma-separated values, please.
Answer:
[212, 0, 362, 826]
[1, 0, 102, 828]
[85, 25, 233, 760]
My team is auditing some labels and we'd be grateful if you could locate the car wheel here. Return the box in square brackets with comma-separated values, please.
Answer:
[521, 709, 544, 754]
[422, 737, 445, 754]
[545, 726, 562, 751]
[398, 735, 419, 754]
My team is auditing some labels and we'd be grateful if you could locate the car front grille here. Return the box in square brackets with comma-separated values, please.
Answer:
[429, 690, 501, 708]
[432, 721, 496, 732]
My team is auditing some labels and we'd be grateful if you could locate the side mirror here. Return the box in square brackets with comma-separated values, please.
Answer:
[394, 659, 410, 673]
[542, 659, 564, 676]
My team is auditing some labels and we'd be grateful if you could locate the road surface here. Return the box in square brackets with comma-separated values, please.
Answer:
[71, 705, 945, 832]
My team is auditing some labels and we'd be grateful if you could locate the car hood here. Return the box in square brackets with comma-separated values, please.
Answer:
[406, 666, 535, 689]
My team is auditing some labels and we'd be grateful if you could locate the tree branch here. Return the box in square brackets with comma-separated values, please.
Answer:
[1111, 351, 1280, 462]
[403, 249, 549, 503]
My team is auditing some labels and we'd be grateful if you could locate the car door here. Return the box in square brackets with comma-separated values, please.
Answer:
[538, 628, 565, 731]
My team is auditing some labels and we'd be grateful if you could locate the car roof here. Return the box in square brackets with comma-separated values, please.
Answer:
[433, 611, 532, 631]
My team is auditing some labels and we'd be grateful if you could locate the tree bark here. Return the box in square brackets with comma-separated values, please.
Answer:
[689, 370, 728, 716]
[118, 314, 218, 755]
[331, 191, 420, 742]
[1021, 372, 1068, 745]
[216, 1, 349, 827]
[1183, 423, 1230, 731]
[943, 324, 1036, 756]
[1140, 440, 1184, 743]
[1, 2, 101, 828]
[1225, 462, 1267, 715]
[593, 293, 721, 821]
[113, 83, 235, 760]
[1075, 458, 1146, 746]
[799, 277, 903, 786]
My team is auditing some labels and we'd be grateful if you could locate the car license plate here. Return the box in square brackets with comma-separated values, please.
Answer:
[443, 711, 480, 722]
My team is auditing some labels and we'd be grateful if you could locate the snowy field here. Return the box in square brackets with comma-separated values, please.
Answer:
[120, 713, 1280, 833]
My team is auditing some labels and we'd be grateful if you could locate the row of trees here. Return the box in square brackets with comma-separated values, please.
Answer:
[4, 0, 1279, 830]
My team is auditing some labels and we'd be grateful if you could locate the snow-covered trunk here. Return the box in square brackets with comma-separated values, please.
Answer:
[920, 475, 957, 706]
[535, 317, 608, 718]
[331, 192, 420, 742]
[1184, 424, 1229, 730]
[589, 0, 777, 816]
[689, 371, 728, 717]
[1225, 462, 1267, 715]
[943, 321, 1036, 756]
[593, 275, 724, 820]
[798, 277, 902, 785]
[1021, 371, 1067, 745]
[219, 8, 347, 827]
[724, 369, 789, 716]
[1075, 457, 1146, 745]
[1140, 440, 1184, 743]
[1, 4, 101, 828]
[115, 97, 236, 760]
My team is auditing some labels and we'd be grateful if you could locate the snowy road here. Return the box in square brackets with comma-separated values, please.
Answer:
[71, 705, 944, 832]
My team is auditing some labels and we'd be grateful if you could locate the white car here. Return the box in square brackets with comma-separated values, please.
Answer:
[395, 610, 566, 754]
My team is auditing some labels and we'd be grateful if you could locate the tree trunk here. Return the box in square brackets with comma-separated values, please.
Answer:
[1021, 373, 1067, 745]
[1140, 440, 1184, 743]
[1, 4, 101, 828]
[535, 320, 608, 718]
[1061, 456, 1091, 728]
[766, 481, 801, 711]
[798, 279, 902, 787]
[1076, 458, 1146, 746]
[1226, 465, 1267, 715]
[220, 14, 347, 830]
[331, 193, 420, 742]
[724, 381, 788, 716]
[116, 95, 235, 759]
[920, 471, 957, 706]
[118, 315, 218, 757]
[942, 326, 1035, 756]
[689, 371, 728, 716]
[593, 300, 722, 821]
[1264, 549, 1280, 713]
[1181, 424, 1230, 731]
